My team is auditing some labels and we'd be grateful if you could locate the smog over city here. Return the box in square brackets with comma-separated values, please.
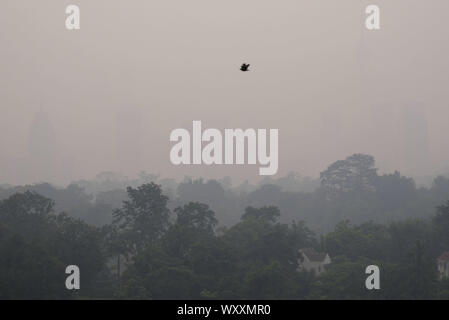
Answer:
[0, 0, 448, 305]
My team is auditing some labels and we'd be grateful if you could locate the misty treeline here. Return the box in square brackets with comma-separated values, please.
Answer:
[0, 154, 448, 299]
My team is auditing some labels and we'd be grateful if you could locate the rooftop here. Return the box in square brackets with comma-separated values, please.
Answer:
[300, 248, 328, 262]
[438, 251, 449, 262]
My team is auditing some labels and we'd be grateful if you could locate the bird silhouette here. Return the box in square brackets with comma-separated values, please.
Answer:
[240, 63, 250, 72]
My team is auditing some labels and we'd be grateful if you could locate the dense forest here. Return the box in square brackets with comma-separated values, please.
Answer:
[0, 154, 448, 299]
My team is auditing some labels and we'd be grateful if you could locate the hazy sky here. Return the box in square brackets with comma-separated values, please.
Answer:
[1, 0, 449, 185]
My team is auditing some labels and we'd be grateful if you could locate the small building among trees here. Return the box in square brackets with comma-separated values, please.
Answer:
[438, 251, 449, 280]
[298, 248, 331, 276]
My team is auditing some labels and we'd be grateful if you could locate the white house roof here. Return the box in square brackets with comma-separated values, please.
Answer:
[300, 248, 329, 262]
[438, 251, 449, 263]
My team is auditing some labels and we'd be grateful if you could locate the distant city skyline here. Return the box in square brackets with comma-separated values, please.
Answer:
[1, 1, 449, 185]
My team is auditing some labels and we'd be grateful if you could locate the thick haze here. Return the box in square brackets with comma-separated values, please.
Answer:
[1, 0, 448, 185]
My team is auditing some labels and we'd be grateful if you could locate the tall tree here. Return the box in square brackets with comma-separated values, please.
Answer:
[113, 183, 170, 254]
[433, 201, 449, 251]
[0, 191, 54, 241]
[175, 202, 217, 234]
[320, 154, 378, 198]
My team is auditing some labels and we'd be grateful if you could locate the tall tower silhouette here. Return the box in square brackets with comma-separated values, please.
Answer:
[28, 107, 58, 183]
[114, 107, 144, 175]
[401, 104, 429, 175]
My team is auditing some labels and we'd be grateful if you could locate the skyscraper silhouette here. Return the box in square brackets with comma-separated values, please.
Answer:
[28, 107, 58, 182]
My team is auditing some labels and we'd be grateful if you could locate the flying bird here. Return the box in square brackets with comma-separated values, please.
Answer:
[240, 63, 250, 72]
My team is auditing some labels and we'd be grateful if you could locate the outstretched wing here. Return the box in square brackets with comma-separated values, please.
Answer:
[240, 63, 250, 71]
